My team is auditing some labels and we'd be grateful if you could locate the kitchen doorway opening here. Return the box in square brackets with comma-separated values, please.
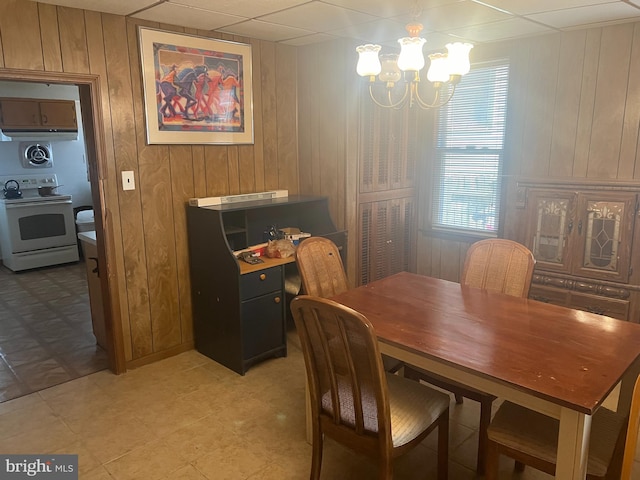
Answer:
[0, 70, 125, 386]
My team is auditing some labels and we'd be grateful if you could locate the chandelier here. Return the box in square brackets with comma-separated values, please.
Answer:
[356, 22, 473, 109]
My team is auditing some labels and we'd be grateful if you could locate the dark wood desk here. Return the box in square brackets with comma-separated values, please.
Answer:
[327, 272, 640, 479]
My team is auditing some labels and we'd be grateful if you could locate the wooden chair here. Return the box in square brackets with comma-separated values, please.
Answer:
[485, 401, 627, 479]
[295, 236, 350, 299]
[295, 236, 403, 373]
[620, 374, 640, 479]
[404, 238, 536, 474]
[290, 295, 450, 480]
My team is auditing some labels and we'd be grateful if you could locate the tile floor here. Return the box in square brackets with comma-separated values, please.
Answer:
[0, 262, 108, 402]
[0, 330, 637, 480]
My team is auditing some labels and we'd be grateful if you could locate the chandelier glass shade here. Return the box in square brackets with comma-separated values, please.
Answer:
[356, 23, 473, 109]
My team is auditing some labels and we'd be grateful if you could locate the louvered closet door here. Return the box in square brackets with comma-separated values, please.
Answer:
[359, 96, 416, 193]
[357, 92, 419, 286]
[358, 197, 416, 285]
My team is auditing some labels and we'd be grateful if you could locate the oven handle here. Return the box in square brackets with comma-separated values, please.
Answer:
[5, 199, 73, 208]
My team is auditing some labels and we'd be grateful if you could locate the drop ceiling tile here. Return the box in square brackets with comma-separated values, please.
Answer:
[527, 2, 640, 28]
[218, 19, 315, 42]
[422, 32, 472, 51]
[328, 18, 407, 45]
[259, 2, 377, 32]
[449, 17, 556, 44]
[132, 3, 246, 30]
[320, 0, 456, 18]
[32, 0, 158, 15]
[281, 33, 340, 46]
[167, 0, 310, 18]
[475, 0, 616, 16]
[401, 0, 512, 32]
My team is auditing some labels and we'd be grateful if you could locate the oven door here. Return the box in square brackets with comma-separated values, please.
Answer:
[4, 198, 76, 253]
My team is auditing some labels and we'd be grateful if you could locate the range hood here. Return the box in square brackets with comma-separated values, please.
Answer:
[0, 129, 78, 141]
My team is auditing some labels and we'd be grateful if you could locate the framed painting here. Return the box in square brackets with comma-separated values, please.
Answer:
[138, 27, 254, 145]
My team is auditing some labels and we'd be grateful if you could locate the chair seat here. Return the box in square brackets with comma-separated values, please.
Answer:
[386, 373, 451, 448]
[488, 401, 626, 478]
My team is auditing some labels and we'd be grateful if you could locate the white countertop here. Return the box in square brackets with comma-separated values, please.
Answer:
[77, 230, 96, 246]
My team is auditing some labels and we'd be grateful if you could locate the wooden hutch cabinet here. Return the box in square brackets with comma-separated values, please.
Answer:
[514, 180, 640, 322]
[187, 195, 346, 375]
[0, 98, 77, 131]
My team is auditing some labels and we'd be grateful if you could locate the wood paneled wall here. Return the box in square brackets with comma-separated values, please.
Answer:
[420, 22, 640, 281]
[297, 21, 640, 284]
[297, 38, 360, 280]
[0, 0, 298, 368]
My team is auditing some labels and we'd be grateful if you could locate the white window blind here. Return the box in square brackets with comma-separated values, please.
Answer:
[432, 61, 509, 234]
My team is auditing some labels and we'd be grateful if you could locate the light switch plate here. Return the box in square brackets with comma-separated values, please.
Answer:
[122, 171, 135, 191]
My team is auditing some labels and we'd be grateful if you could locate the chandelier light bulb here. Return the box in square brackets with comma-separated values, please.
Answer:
[446, 42, 473, 76]
[427, 53, 450, 83]
[378, 54, 402, 84]
[355, 21, 473, 109]
[397, 36, 426, 72]
[356, 44, 382, 77]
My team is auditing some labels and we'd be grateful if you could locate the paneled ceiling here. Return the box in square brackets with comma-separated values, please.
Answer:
[31, 0, 640, 50]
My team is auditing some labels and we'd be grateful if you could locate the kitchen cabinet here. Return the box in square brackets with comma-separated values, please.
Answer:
[514, 180, 640, 321]
[187, 195, 347, 375]
[0, 97, 77, 131]
[77, 232, 107, 349]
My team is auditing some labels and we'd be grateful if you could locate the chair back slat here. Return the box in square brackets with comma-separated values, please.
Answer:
[621, 374, 640, 479]
[462, 238, 535, 298]
[295, 237, 349, 297]
[291, 296, 391, 439]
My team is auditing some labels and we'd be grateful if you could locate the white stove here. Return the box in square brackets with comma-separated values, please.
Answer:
[0, 174, 71, 202]
[0, 174, 78, 271]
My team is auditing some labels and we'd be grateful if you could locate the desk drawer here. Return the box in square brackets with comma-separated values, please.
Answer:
[241, 266, 282, 300]
[528, 285, 569, 305]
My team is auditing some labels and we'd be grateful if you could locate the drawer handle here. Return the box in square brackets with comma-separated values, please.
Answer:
[260, 273, 266, 281]
[89, 256, 99, 277]
[274, 296, 281, 304]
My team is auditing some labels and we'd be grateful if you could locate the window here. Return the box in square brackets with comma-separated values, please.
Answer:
[431, 60, 509, 235]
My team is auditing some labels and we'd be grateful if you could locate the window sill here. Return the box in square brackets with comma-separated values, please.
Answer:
[418, 227, 497, 244]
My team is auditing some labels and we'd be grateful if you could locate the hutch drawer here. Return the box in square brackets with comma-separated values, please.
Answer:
[241, 267, 282, 300]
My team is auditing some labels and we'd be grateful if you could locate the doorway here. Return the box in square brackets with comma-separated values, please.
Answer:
[0, 70, 125, 387]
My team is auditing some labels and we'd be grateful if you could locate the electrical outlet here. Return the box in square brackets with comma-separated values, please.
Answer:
[122, 171, 135, 191]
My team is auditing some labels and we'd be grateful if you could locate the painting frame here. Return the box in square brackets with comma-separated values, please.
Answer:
[138, 27, 254, 145]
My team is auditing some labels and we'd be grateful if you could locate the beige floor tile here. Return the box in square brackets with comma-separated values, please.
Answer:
[0, 399, 57, 436]
[53, 440, 102, 476]
[104, 439, 189, 480]
[0, 391, 44, 415]
[0, 333, 634, 480]
[162, 412, 240, 463]
[0, 418, 78, 454]
[191, 436, 276, 480]
[78, 414, 159, 464]
[160, 464, 210, 480]
[82, 465, 117, 480]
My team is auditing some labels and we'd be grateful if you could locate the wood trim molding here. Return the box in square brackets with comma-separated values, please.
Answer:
[532, 272, 635, 299]
[517, 177, 640, 191]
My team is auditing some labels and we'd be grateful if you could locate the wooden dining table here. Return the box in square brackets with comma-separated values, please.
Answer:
[325, 272, 640, 480]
